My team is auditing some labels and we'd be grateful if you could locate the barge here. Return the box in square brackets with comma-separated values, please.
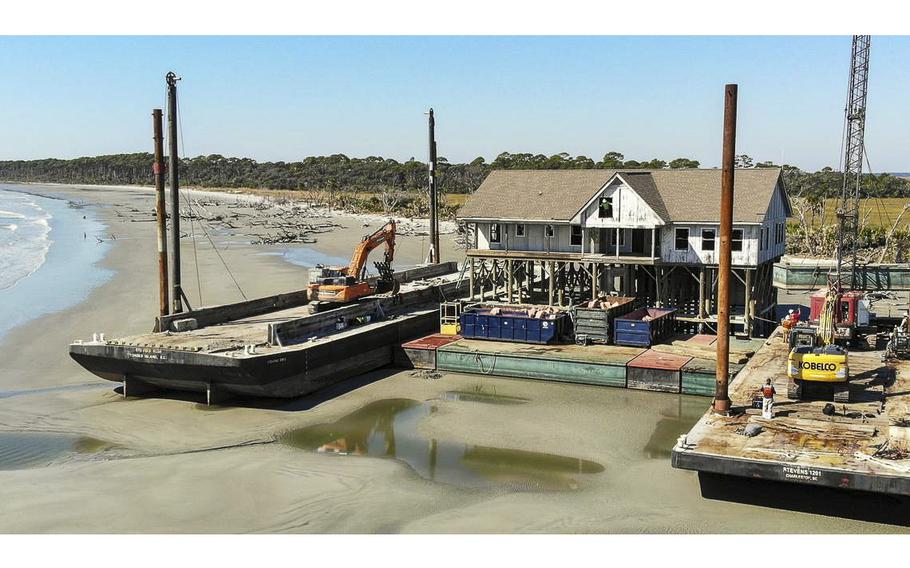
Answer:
[672, 327, 910, 497]
[69, 262, 462, 403]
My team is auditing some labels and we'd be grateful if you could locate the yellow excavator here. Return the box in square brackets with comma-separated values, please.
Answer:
[787, 286, 851, 402]
[307, 220, 399, 305]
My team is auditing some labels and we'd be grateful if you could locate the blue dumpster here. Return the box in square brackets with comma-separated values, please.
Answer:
[460, 308, 567, 344]
[613, 307, 678, 347]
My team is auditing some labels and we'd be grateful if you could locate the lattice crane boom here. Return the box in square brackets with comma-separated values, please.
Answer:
[835, 35, 872, 288]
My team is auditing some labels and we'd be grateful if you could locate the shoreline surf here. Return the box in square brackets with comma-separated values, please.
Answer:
[0, 186, 113, 341]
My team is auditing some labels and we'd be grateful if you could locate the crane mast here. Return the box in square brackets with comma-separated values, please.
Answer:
[835, 35, 871, 289]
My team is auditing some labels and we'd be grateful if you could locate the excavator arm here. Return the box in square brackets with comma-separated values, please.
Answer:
[346, 220, 396, 280]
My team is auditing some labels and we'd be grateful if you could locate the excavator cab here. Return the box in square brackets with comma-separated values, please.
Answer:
[307, 220, 398, 305]
[787, 286, 851, 402]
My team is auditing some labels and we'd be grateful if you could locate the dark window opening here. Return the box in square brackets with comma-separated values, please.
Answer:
[515, 223, 526, 237]
[490, 223, 500, 243]
[609, 229, 625, 247]
[571, 225, 582, 246]
[599, 197, 614, 218]
[674, 228, 689, 251]
[545, 224, 555, 238]
[732, 228, 743, 252]
[701, 229, 715, 251]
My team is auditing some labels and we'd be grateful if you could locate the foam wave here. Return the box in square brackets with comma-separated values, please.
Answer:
[0, 192, 53, 291]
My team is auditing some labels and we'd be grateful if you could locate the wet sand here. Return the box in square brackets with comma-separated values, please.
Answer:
[0, 184, 906, 533]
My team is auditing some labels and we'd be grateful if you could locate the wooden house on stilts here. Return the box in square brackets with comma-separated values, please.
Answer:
[457, 168, 791, 337]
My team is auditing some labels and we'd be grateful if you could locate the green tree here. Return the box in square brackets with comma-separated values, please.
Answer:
[735, 154, 754, 168]
[641, 159, 668, 169]
[669, 157, 700, 169]
[598, 151, 625, 168]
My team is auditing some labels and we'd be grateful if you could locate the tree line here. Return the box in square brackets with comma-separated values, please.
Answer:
[0, 151, 907, 199]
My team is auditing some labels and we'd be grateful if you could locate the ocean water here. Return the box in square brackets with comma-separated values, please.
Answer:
[0, 186, 113, 340]
[0, 190, 52, 290]
[271, 247, 350, 269]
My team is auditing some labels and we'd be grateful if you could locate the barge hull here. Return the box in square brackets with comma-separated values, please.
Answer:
[672, 447, 910, 496]
[70, 308, 438, 399]
[672, 327, 910, 498]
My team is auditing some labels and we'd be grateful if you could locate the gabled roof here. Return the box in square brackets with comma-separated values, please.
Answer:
[614, 171, 671, 222]
[456, 169, 618, 222]
[457, 168, 786, 224]
[645, 168, 785, 223]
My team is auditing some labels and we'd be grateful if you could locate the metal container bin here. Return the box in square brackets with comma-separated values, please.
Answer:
[613, 307, 678, 347]
[572, 296, 638, 345]
[460, 307, 568, 344]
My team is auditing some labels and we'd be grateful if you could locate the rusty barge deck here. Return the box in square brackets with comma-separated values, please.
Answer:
[69, 262, 464, 402]
[672, 328, 910, 496]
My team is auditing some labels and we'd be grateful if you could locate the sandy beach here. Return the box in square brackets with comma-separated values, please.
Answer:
[0, 183, 904, 533]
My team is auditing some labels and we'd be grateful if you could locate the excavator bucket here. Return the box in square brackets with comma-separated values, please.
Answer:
[374, 261, 399, 294]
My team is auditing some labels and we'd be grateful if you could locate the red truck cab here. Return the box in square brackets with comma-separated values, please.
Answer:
[808, 288, 872, 340]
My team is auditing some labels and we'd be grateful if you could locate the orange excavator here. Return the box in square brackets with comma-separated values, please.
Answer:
[307, 220, 399, 304]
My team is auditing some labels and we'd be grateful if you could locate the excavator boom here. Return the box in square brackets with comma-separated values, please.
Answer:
[347, 221, 396, 280]
[308, 220, 398, 305]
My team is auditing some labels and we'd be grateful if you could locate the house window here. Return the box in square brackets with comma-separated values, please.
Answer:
[598, 197, 614, 218]
[515, 223, 526, 237]
[490, 223, 501, 244]
[571, 225, 582, 246]
[732, 228, 743, 252]
[701, 229, 715, 251]
[763, 227, 769, 250]
[674, 228, 689, 251]
[545, 224, 555, 238]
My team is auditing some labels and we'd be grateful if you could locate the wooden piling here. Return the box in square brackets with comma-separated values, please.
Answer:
[152, 109, 169, 319]
[714, 83, 737, 414]
[166, 72, 184, 314]
[468, 258, 475, 300]
[548, 261, 555, 306]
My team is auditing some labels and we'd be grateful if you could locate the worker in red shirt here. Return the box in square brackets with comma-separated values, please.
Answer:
[760, 378, 776, 419]
[781, 310, 794, 343]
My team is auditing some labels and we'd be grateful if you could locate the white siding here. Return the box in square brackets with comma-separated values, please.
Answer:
[475, 222, 581, 253]
[577, 177, 663, 229]
[660, 223, 759, 266]
[757, 182, 789, 263]
[469, 177, 787, 268]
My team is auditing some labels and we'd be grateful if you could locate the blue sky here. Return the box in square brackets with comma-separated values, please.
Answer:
[0, 36, 907, 171]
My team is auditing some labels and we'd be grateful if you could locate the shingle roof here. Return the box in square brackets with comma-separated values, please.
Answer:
[455, 169, 618, 222]
[457, 168, 785, 224]
[647, 168, 785, 223]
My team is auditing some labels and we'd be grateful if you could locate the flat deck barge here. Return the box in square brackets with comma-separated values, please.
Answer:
[400, 334, 762, 395]
[672, 328, 910, 496]
[70, 262, 464, 402]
